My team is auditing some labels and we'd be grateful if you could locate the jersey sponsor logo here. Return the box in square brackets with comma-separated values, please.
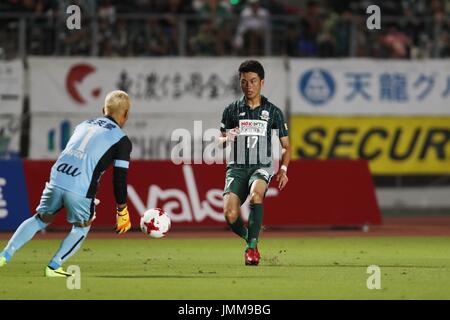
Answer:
[239, 120, 267, 136]
[260, 110, 270, 121]
[56, 163, 82, 177]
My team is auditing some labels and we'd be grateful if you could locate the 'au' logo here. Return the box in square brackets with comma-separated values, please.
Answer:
[57, 163, 81, 177]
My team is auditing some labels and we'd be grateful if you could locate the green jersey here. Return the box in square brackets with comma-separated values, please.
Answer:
[220, 96, 288, 168]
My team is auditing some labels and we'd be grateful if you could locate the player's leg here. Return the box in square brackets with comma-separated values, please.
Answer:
[45, 192, 95, 277]
[247, 178, 267, 250]
[223, 193, 247, 241]
[46, 224, 91, 277]
[245, 168, 272, 266]
[223, 168, 250, 242]
[0, 183, 61, 266]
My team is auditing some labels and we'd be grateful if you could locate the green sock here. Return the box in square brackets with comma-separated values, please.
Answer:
[228, 216, 248, 242]
[248, 204, 264, 249]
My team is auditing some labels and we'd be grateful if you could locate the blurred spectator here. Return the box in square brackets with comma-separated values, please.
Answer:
[189, 19, 218, 55]
[234, 0, 270, 56]
[144, 17, 170, 56]
[332, 9, 352, 57]
[133, 0, 161, 12]
[379, 25, 411, 58]
[160, 0, 193, 55]
[433, 8, 450, 57]
[57, 0, 95, 55]
[193, 0, 233, 55]
[195, 0, 231, 25]
[98, 0, 116, 24]
[0, 0, 450, 58]
[287, 0, 323, 57]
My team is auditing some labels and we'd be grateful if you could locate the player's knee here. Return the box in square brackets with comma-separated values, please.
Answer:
[224, 208, 239, 224]
[250, 192, 264, 204]
[38, 213, 54, 224]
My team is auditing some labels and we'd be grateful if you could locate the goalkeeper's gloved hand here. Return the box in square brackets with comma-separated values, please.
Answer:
[115, 205, 131, 234]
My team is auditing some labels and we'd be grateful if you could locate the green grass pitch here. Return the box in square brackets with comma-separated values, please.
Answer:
[1, 236, 450, 299]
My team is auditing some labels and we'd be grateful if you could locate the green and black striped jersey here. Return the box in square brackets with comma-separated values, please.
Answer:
[220, 96, 288, 168]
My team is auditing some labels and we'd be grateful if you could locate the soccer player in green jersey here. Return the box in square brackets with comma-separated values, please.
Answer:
[218, 60, 290, 266]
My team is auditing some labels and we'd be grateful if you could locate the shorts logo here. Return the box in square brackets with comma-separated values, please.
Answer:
[260, 110, 270, 121]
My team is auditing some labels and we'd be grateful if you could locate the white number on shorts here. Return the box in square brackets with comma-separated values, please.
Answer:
[225, 177, 234, 190]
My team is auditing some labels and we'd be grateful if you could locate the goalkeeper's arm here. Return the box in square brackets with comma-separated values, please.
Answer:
[113, 167, 131, 234]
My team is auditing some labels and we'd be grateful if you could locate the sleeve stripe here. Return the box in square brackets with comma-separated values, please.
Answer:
[114, 160, 129, 169]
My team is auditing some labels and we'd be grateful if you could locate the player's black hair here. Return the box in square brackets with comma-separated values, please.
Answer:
[238, 60, 265, 80]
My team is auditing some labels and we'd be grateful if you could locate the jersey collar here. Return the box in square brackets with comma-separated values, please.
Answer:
[239, 95, 267, 110]
[104, 115, 119, 125]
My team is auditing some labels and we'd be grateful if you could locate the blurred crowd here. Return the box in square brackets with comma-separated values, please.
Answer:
[0, 0, 449, 58]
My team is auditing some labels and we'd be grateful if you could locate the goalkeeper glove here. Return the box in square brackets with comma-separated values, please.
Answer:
[115, 205, 131, 234]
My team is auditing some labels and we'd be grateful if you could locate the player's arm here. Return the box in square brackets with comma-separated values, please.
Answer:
[274, 109, 290, 191]
[217, 107, 239, 148]
[218, 128, 240, 147]
[277, 136, 290, 190]
[113, 136, 132, 234]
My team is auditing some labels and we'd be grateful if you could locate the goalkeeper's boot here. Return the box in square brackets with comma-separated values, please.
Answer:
[0, 256, 6, 267]
[45, 266, 72, 277]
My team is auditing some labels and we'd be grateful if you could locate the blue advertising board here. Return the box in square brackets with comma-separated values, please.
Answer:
[0, 160, 31, 231]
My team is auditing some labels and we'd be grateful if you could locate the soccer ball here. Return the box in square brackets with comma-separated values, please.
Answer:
[140, 208, 171, 238]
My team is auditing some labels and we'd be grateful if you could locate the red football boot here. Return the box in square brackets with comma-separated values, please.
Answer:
[245, 248, 254, 265]
[253, 246, 260, 265]
[245, 247, 260, 266]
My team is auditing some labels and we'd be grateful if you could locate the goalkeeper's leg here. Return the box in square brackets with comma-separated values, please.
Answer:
[1, 183, 62, 266]
[0, 214, 50, 265]
[47, 224, 90, 272]
[47, 191, 95, 273]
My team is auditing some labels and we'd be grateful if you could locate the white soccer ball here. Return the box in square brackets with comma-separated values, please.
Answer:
[140, 208, 171, 238]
